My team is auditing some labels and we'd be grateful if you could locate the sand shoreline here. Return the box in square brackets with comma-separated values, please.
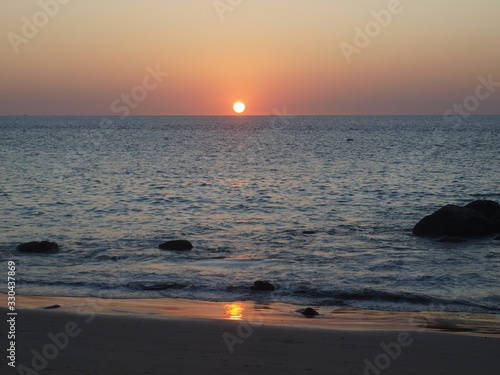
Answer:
[1, 294, 499, 374]
[3, 293, 499, 334]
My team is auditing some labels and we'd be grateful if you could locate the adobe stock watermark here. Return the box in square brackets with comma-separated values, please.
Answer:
[222, 308, 264, 354]
[213, 0, 243, 22]
[363, 331, 414, 375]
[16, 321, 81, 375]
[363, 318, 438, 375]
[50, 64, 169, 183]
[7, 0, 71, 54]
[271, 106, 296, 127]
[16, 268, 128, 375]
[361, 273, 473, 375]
[111, 64, 169, 119]
[16, 299, 110, 375]
[443, 74, 500, 125]
[340, 0, 413, 63]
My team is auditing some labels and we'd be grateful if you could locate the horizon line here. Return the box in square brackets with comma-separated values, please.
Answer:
[2, 114, 500, 117]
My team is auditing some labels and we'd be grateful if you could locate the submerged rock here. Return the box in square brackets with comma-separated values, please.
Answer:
[413, 204, 495, 237]
[17, 241, 59, 254]
[251, 280, 275, 291]
[159, 240, 193, 251]
[300, 307, 320, 318]
[43, 305, 61, 310]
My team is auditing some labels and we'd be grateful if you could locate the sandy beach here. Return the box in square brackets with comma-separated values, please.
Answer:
[1, 294, 499, 375]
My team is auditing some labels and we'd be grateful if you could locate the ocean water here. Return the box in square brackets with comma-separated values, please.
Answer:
[1, 115, 499, 314]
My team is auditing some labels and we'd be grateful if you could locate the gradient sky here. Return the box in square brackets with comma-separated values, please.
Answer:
[1, 0, 499, 115]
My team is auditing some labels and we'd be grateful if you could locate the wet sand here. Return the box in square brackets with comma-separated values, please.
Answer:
[1, 294, 499, 374]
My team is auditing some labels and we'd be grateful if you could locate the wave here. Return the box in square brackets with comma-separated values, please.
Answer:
[293, 287, 500, 313]
[128, 282, 186, 291]
[11, 277, 500, 315]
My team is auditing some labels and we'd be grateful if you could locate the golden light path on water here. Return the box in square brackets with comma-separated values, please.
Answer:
[224, 303, 245, 320]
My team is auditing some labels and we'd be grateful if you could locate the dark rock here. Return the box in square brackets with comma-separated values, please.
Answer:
[494, 220, 500, 233]
[159, 240, 193, 251]
[465, 200, 500, 219]
[302, 230, 316, 235]
[251, 280, 275, 291]
[43, 305, 61, 310]
[300, 307, 320, 318]
[436, 237, 467, 243]
[17, 241, 59, 254]
[413, 205, 495, 237]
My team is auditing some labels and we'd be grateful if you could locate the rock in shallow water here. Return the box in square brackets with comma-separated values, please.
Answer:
[43, 305, 61, 310]
[300, 307, 320, 318]
[17, 241, 59, 254]
[413, 204, 495, 237]
[159, 240, 193, 251]
[251, 280, 275, 291]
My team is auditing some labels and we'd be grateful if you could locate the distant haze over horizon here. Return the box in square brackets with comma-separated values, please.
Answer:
[1, 0, 499, 116]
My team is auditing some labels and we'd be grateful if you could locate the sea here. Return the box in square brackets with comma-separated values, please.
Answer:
[1, 115, 499, 314]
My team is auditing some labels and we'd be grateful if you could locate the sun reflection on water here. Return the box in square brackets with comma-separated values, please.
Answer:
[225, 303, 245, 320]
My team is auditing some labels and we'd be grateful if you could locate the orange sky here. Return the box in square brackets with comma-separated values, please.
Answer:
[1, 0, 499, 115]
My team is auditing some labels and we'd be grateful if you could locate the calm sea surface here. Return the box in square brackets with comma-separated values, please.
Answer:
[1, 116, 499, 313]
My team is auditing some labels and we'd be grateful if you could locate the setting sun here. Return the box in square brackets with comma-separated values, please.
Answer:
[233, 102, 245, 114]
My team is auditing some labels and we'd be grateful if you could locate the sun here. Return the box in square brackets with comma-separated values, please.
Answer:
[233, 101, 245, 114]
